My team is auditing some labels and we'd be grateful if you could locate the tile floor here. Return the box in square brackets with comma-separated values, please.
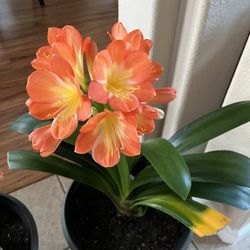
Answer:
[9, 176, 250, 250]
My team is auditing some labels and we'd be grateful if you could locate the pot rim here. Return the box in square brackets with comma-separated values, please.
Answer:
[0, 192, 39, 250]
[62, 181, 194, 250]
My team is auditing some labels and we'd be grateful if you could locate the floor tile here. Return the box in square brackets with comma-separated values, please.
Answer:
[194, 234, 250, 250]
[11, 176, 68, 250]
[58, 176, 73, 193]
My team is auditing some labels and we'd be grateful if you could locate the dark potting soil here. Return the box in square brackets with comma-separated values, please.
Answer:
[66, 184, 183, 250]
[0, 204, 30, 250]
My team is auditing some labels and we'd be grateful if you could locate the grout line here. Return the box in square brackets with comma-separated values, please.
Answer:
[56, 175, 66, 194]
[192, 239, 200, 250]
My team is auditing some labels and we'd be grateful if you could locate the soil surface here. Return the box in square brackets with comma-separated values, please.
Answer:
[65, 184, 185, 250]
[0, 203, 30, 250]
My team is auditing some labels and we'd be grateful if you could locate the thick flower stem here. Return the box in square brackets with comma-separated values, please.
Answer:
[115, 200, 146, 218]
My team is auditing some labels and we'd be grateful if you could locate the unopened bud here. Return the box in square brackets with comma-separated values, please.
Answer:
[156, 108, 165, 120]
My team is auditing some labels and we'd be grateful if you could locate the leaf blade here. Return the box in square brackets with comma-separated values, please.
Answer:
[141, 138, 191, 199]
[169, 101, 250, 152]
[117, 155, 130, 197]
[8, 150, 118, 202]
[191, 182, 250, 210]
[184, 151, 250, 188]
[133, 194, 230, 237]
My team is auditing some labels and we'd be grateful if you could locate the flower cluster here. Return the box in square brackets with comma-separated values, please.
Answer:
[27, 22, 176, 167]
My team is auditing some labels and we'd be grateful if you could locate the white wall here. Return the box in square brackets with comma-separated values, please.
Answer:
[205, 34, 250, 243]
[163, 0, 250, 140]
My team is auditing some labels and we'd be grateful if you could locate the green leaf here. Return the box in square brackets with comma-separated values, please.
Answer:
[126, 155, 141, 172]
[169, 101, 250, 152]
[141, 138, 191, 200]
[130, 166, 161, 192]
[11, 113, 44, 134]
[8, 150, 118, 203]
[54, 142, 119, 194]
[133, 193, 230, 237]
[117, 155, 130, 198]
[184, 151, 250, 187]
[191, 182, 250, 210]
[105, 167, 122, 195]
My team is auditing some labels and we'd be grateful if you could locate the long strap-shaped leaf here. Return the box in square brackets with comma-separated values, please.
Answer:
[191, 182, 250, 210]
[133, 194, 230, 237]
[55, 142, 119, 194]
[141, 138, 191, 200]
[130, 166, 161, 192]
[11, 113, 43, 134]
[184, 151, 250, 187]
[8, 151, 118, 203]
[169, 101, 250, 153]
[117, 155, 130, 198]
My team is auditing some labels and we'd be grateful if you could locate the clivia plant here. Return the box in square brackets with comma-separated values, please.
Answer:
[7, 22, 250, 241]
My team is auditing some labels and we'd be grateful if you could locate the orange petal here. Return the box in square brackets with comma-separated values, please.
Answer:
[50, 114, 78, 139]
[52, 42, 75, 68]
[32, 58, 50, 70]
[75, 130, 97, 154]
[78, 95, 91, 121]
[63, 25, 83, 54]
[29, 125, 61, 157]
[136, 115, 155, 135]
[48, 27, 66, 45]
[92, 137, 120, 167]
[107, 40, 128, 64]
[149, 61, 164, 81]
[50, 55, 74, 81]
[142, 39, 153, 54]
[85, 38, 98, 80]
[88, 81, 109, 104]
[27, 70, 71, 102]
[93, 50, 112, 83]
[134, 81, 156, 102]
[80, 111, 108, 133]
[109, 94, 139, 112]
[149, 87, 176, 104]
[141, 104, 159, 119]
[123, 51, 151, 84]
[120, 121, 141, 156]
[32, 46, 52, 70]
[111, 22, 127, 40]
[27, 101, 60, 120]
[125, 29, 143, 51]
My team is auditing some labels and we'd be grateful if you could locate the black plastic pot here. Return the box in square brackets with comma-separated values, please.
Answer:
[0, 193, 38, 250]
[62, 182, 193, 250]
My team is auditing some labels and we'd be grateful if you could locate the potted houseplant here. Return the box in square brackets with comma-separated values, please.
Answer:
[6, 22, 250, 249]
[0, 192, 38, 250]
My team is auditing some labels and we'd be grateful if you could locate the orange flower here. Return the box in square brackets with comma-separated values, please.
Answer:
[29, 124, 61, 157]
[124, 104, 163, 135]
[26, 56, 91, 140]
[32, 25, 88, 90]
[108, 22, 153, 54]
[88, 40, 152, 112]
[75, 110, 140, 167]
[50, 25, 88, 90]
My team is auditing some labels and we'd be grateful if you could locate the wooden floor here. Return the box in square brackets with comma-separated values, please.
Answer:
[0, 0, 117, 192]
